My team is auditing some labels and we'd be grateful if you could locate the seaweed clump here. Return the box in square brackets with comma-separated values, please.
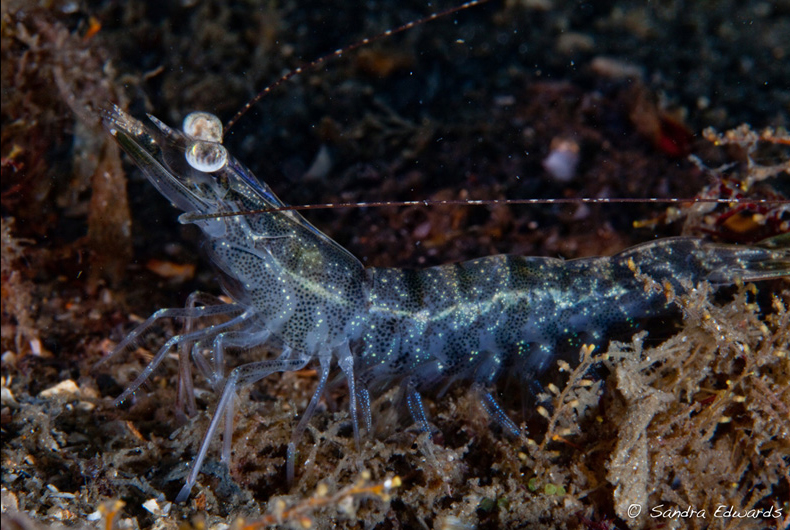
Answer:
[1, 0, 132, 291]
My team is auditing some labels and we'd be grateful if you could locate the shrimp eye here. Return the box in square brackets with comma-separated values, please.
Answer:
[186, 140, 228, 173]
[183, 111, 223, 143]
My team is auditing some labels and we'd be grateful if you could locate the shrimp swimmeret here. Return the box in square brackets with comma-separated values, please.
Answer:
[99, 106, 789, 503]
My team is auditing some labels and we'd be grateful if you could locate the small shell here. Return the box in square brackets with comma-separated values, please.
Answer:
[186, 141, 228, 172]
[542, 138, 580, 182]
[183, 112, 223, 143]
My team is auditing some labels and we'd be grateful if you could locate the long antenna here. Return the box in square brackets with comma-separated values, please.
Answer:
[223, 0, 493, 136]
[184, 196, 790, 222]
[210, 1, 789, 226]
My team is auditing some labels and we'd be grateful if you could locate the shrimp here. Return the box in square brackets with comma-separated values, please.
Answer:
[99, 104, 789, 503]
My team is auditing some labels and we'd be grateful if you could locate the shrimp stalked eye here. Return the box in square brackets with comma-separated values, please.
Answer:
[185, 140, 228, 173]
[183, 111, 223, 143]
[182, 112, 228, 172]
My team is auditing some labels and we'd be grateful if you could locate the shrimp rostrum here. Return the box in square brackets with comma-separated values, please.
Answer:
[100, 106, 789, 502]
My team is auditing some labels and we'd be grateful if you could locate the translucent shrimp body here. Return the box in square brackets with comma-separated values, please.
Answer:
[100, 107, 789, 502]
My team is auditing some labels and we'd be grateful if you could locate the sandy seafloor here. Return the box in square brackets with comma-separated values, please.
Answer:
[1, 1, 789, 529]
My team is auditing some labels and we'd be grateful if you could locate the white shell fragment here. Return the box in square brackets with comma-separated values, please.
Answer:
[142, 498, 172, 516]
[542, 137, 580, 182]
[182, 111, 223, 142]
[186, 141, 228, 172]
[38, 379, 81, 399]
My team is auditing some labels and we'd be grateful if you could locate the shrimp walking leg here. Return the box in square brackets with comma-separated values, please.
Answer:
[358, 387, 373, 434]
[207, 327, 273, 390]
[200, 327, 274, 464]
[114, 310, 253, 404]
[405, 379, 432, 435]
[337, 342, 363, 447]
[479, 389, 522, 437]
[175, 353, 311, 503]
[287, 354, 331, 485]
[178, 292, 232, 415]
[98, 302, 244, 369]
